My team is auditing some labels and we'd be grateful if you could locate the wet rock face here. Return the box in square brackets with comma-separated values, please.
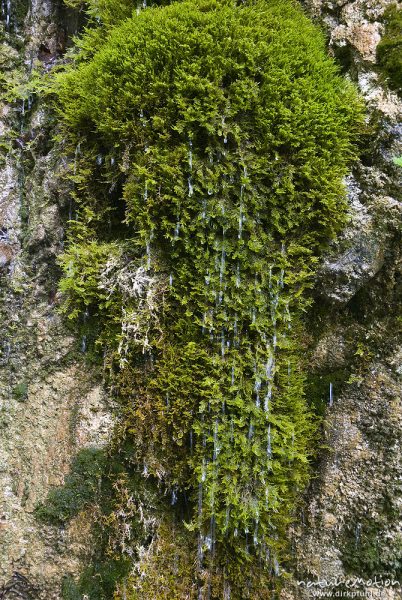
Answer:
[318, 180, 386, 304]
[305, 0, 402, 118]
[306, 0, 394, 63]
[0, 1, 114, 598]
[290, 346, 402, 595]
[0, 572, 38, 599]
[0, 241, 14, 268]
[317, 172, 401, 304]
[287, 1, 402, 599]
[306, 0, 402, 306]
[0, 156, 20, 272]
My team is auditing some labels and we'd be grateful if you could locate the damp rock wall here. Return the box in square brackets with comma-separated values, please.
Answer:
[285, 0, 401, 597]
[0, 2, 113, 597]
[0, 1, 400, 598]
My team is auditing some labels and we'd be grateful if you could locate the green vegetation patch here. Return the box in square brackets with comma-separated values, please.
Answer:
[36, 448, 150, 599]
[341, 492, 402, 580]
[377, 5, 402, 95]
[12, 381, 28, 401]
[51, 0, 364, 595]
[35, 448, 107, 524]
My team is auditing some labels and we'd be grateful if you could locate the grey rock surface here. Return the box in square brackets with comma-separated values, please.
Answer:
[283, 1, 402, 598]
[0, 2, 114, 598]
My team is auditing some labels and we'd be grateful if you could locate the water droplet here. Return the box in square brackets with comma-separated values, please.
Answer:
[189, 140, 193, 171]
[174, 220, 180, 239]
[355, 522, 362, 546]
[146, 241, 151, 269]
[235, 263, 241, 287]
[188, 177, 194, 196]
[267, 425, 272, 458]
[329, 382, 333, 407]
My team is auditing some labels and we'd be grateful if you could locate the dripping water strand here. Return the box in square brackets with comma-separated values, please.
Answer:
[5, 0, 11, 30]
[267, 424, 272, 458]
[188, 138, 193, 196]
[136, 0, 147, 15]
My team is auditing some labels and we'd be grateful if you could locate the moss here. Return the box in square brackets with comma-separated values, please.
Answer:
[0, 0, 30, 33]
[341, 515, 402, 580]
[37, 447, 154, 599]
[13, 0, 30, 28]
[12, 381, 28, 401]
[377, 5, 402, 95]
[61, 576, 81, 600]
[35, 448, 107, 524]
[62, 557, 132, 600]
[50, 0, 363, 595]
[120, 516, 276, 600]
[120, 518, 200, 600]
[305, 369, 350, 416]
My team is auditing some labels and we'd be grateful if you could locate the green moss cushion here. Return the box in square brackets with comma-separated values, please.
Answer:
[53, 0, 364, 594]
